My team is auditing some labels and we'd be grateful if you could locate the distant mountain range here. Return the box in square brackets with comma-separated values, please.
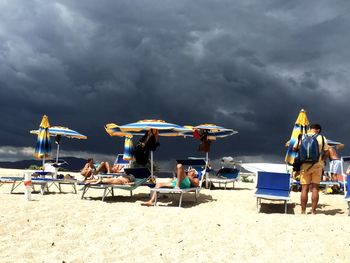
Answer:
[0, 157, 86, 172]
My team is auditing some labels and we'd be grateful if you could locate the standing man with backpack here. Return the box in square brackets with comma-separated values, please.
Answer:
[294, 123, 329, 214]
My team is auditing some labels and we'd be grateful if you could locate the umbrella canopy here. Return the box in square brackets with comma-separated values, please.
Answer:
[285, 109, 310, 165]
[183, 124, 238, 164]
[30, 126, 87, 139]
[34, 115, 52, 166]
[105, 119, 191, 177]
[31, 126, 87, 163]
[105, 119, 191, 137]
[183, 124, 238, 140]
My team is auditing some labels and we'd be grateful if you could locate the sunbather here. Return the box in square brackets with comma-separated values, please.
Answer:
[85, 174, 135, 185]
[110, 164, 124, 173]
[80, 158, 111, 179]
[141, 163, 199, 206]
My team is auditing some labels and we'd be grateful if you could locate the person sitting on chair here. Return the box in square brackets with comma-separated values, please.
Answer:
[80, 158, 111, 180]
[141, 163, 199, 206]
[110, 164, 124, 173]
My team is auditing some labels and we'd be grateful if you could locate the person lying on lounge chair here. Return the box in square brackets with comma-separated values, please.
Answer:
[141, 163, 199, 206]
[110, 164, 125, 173]
[81, 158, 111, 179]
[85, 174, 135, 185]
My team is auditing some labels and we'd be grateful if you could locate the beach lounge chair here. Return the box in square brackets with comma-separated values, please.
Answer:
[341, 156, 350, 215]
[207, 167, 241, 190]
[80, 167, 150, 201]
[255, 171, 291, 214]
[0, 176, 24, 193]
[344, 175, 350, 216]
[150, 158, 207, 207]
[31, 168, 78, 194]
[113, 154, 131, 172]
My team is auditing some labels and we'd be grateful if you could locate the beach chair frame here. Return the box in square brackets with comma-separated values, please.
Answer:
[207, 164, 241, 190]
[151, 158, 207, 207]
[80, 167, 151, 201]
[0, 176, 24, 193]
[341, 156, 350, 216]
[255, 171, 291, 214]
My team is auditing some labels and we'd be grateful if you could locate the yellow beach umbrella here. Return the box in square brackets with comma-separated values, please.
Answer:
[34, 115, 52, 167]
[285, 109, 310, 165]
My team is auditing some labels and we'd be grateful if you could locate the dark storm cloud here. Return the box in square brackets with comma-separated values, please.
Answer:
[1, 0, 350, 163]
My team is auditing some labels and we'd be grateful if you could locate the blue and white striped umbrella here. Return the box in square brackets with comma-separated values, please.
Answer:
[105, 119, 191, 177]
[105, 119, 191, 137]
[183, 124, 238, 140]
[31, 126, 87, 163]
[31, 126, 87, 139]
[182, 124, 238, 164]
[33, 115, 51, 166]
[285, 109, 309, 166]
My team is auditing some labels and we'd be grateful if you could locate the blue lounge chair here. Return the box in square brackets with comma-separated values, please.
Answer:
[207, 167, 240, 189]
[150, 158, 207, 207]
[255, 171, 291, 214]
[113, 154, 131, 171]
[345, 175, 350, 216]
[81, 167, 151, 201]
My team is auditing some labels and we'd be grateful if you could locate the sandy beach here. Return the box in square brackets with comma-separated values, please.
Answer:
[0, 168, 349, 263]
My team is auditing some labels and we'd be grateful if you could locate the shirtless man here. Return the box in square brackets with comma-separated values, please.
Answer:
[80, 158, 111, 180]
[329, 145, 343, 181]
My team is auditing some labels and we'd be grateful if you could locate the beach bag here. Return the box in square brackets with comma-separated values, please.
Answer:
[292, 152, 301, 172]
[298, 134, 324, 164]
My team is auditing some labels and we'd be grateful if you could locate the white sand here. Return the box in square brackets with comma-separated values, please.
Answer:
[0, 168, 349, 263]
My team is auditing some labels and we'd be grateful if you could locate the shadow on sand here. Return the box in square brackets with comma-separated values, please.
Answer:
[259, 202, 296, 214]
[83, 191, 216, 208]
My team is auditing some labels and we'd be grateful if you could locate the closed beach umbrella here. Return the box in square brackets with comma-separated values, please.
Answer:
[183, 124, 238, 163]
[285, 109, 310, 165]
[105, 119, 191, 176]
[31, 126, 87, 163]
[34, 115, 51, 167]
[123, 136, 134, 161]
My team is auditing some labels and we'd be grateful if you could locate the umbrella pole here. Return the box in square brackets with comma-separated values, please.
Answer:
[205, 152, 209, 189]
[151, 151, 154, 178]
[56, 143, 60, 164]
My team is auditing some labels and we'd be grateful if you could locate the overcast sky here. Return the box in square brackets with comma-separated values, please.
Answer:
[1, 0, 350, 167]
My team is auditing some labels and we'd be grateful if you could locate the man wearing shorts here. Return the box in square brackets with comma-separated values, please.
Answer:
[329, 146, 343, 182]
[295, 124, 329, 214]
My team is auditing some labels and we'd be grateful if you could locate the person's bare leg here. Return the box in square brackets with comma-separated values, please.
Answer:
[311, 183, 319, 214]
[105, 162, 111, 173]
[141, 181, 173, 206]
[175, 164, 186, 188]
[301, 184, 309, 214]
[331, 173, 336, 181]
[96, 162, 111, 173]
